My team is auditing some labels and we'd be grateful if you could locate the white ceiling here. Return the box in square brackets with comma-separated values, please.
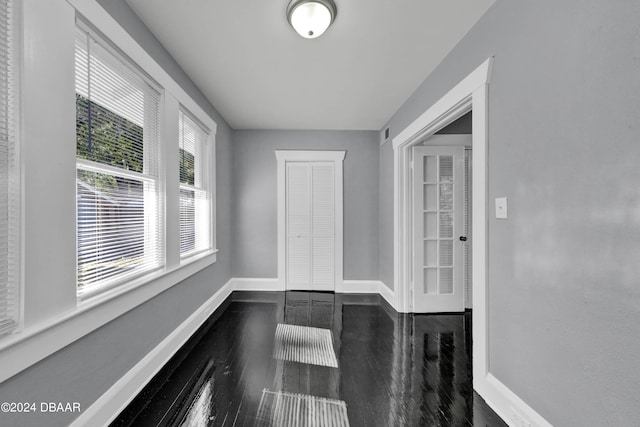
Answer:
[125, 0, 495, 130]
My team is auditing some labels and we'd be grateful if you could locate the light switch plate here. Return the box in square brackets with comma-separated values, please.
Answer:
[495, 197, 508, 219]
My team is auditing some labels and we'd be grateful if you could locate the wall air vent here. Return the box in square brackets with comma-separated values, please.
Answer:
[381, 126, 390, 145]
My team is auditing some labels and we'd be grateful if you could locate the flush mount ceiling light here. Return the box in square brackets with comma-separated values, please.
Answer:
[287, 0, 337, 39]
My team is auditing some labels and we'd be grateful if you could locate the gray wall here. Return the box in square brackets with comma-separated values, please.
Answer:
[0, 1, 233, 425]
[380, 1, 640, 425]
[436, 111, 472, 135]
[232, 130, 379, 281]
[378, 140, 394, 289]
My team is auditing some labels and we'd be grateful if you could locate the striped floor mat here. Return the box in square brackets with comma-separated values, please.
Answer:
[273, 323, 338, 368]
[255, 389, 350, 427]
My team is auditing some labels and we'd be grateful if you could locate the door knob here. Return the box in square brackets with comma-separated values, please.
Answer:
[459, 236, 468, 242]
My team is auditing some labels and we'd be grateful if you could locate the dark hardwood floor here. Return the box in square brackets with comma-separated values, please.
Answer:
[111, 292, 506, 427]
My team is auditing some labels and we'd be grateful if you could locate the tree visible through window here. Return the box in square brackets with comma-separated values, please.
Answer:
[76, 94, 146, 289]
[75, 26, 162, 295]
[180, 148, 194, 185]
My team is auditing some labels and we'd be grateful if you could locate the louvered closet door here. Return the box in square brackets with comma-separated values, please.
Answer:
[286, 163, 311, 288]
[311, 164, 335, 289]
[286, 162, 335, 291]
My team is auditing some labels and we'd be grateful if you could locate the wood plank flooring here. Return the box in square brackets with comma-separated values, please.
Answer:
[111, 291, 506, 427]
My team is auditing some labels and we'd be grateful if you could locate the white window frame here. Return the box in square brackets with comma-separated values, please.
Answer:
[0, 0, 218, 383]
[75, 21, 165, 299]
[0, 0, 23, 337]
[178, 107, 213, 259]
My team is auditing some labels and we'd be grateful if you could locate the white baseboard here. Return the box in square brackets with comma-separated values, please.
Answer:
[231, 278, 384, 295]
[231, 279, 398, 309]
[231, 277, 283, 291]
[338, 280, 381, 293]
[476, 373, 552, 427]
[378, 282, 398, 311]
[70, 279, 234, 427]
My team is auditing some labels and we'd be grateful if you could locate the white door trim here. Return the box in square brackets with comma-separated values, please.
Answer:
[393, 56, 497, 406]
[275, 150, 345, 291]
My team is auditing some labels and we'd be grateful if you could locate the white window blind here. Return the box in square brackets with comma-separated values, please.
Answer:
[0, 0, 18, 335]
[179, 109, 211, 256]
[75, 24, 163, 297]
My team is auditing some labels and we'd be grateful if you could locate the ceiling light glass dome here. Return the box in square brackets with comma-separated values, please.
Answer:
[287, 0, 337, 39]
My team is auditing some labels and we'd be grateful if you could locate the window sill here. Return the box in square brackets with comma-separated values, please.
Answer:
[0, 249, 218, 383]
[79, 249, 217, 306]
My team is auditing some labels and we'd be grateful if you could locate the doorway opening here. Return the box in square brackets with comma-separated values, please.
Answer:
[391, 57, 493, 402]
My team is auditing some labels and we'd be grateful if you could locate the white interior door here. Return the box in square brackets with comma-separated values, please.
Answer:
[413, 146, 465, 312]
[286, 162, 335, 291]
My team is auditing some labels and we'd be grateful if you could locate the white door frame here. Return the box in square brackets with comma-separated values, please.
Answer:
[392, 58, 494, 400]
[275, 150, 345, 291]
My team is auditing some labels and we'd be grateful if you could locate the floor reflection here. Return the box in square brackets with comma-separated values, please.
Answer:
[177, 362, 214, 427]
[112, 291, 506, 427]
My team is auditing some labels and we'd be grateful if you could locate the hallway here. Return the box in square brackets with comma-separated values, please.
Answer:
[112, 292, 506, 426]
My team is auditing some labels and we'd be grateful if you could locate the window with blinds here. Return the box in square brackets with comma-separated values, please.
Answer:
[75, 24, 163, 297]
[179, 109, 211, 257]
[0, 0, 18, 335]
